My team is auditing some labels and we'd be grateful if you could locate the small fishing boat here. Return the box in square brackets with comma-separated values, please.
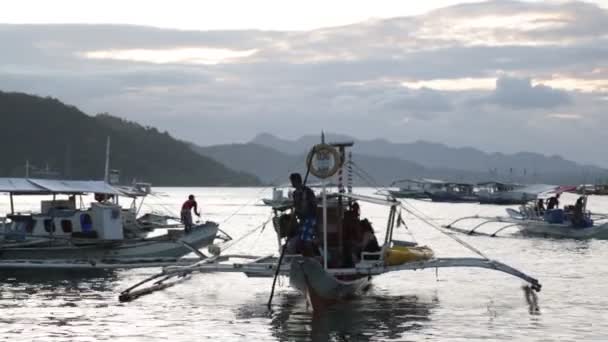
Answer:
[425, 182, 478, 203]
[0, 178, 227, 269]
[262, 187, 293, 208]
[444, 195, 608, 239]
[476, 182, 542, 205]
[386, 178, 445, 199]
[119, 140, 542, 311]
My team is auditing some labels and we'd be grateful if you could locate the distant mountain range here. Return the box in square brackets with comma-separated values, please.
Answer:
[0, 91, 260, 186]
[193, 133, 608, 185]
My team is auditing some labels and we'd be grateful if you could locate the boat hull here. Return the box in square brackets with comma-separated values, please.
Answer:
[427, 192, 478, 203]
[289, 257, 370, 311]
[0, 222, 218, 263]
[478, 197, 528, 205]
[387, 190, 428, 199]
[516, 221, 608, 239]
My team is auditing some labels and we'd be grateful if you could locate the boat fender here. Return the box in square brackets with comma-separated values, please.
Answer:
[208, 244, 221, 256]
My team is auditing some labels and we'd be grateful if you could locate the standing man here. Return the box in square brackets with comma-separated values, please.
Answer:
[289, 173, 317, 255]
[181, 194, 200, 233]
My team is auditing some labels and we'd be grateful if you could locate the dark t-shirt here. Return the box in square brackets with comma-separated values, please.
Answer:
[547, 197, 559, 210]
[293, 186, 317, 219]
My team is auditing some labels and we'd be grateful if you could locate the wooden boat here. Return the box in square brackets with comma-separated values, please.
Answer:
[0, 177, 225, 269]
[386, 178, 445, 199]
[118, 141, 542, 311]
[444, 195, 608, 239]
[425, 182, 478, 203]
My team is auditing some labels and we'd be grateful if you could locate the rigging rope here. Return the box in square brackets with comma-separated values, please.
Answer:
[219, 213, 273, 252]
[348, 160, 489, 260]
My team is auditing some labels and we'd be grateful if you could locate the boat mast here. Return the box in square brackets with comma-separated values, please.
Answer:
[321, 133, 328, 270]
[104, 136, 111, 183]
[9, 192, 14, 214]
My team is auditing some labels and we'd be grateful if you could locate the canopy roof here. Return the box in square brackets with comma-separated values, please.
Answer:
[0, 178, 122, 195]
[391, 178, 447, 186]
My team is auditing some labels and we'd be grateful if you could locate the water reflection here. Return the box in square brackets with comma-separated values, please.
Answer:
[236, 288, 438, 341]
[0, 269, 117, 302]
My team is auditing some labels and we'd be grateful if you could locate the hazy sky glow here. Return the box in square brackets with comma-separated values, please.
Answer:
[0, 0, 553, 30]
[1, 0, 608, 166]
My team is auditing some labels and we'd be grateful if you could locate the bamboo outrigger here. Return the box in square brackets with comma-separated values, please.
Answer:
[119, 140, 542, 311]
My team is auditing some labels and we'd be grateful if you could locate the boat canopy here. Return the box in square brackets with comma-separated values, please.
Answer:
[391, 178, 446, 186]
[0, 178, 47, 194]
[0, 177, 122, 195]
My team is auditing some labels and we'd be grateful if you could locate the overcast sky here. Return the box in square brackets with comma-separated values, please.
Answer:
[1, 0, 607, 166]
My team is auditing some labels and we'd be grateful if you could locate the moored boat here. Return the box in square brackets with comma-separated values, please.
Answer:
[444, 195, 608, 239]
[119, 140, 542, 311]
[0, 177, 225, 269]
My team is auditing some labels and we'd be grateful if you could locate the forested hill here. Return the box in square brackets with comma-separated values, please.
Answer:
[0, 91, 260, 186]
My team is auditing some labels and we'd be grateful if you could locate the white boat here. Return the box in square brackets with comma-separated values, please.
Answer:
[119, 141, 542, 311]
[425, 182, 478, 203]
[261, 187, 293, 208]
[0, 178, 225, 269]
[444, 196, 608, 239]
[476, 182, 551, 205]
[386, 178, 445, 199]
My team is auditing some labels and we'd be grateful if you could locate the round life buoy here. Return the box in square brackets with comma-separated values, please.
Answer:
[306, 144, 342, 179]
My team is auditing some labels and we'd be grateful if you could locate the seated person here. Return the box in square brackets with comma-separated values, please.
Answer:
[546, 194, 560, 210]
[571, 197, 586, 228]
[536, 199, 545, 216]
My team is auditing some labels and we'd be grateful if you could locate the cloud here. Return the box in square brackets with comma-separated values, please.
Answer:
[486, 76, 572, 109]
[0, 1, 607, 167]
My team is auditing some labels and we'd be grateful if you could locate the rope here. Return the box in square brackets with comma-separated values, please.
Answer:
[348, 160, 488, 260]
[398, 202, 489, 259]
[219, 213, 273, 252]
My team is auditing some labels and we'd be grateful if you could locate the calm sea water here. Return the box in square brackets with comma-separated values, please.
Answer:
[1, 188, 607, 341]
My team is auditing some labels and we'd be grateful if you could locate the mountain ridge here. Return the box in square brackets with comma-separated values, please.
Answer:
[0, 91, 261, 186]
[249, 133, 603, 175]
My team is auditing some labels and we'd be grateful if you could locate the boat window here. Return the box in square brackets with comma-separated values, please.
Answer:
[80, 214, 93, 232]
[44, 219, 56, 233]
[61, 220, 73, 233]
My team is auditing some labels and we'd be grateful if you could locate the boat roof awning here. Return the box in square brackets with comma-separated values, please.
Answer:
[0, 178, 47, 194]
[392, 178, 447, 185]
[0, 178, 122, 195]
[29, 179, 122, 195]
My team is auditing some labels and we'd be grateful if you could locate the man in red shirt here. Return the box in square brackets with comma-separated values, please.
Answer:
[181, 194, 200, 233]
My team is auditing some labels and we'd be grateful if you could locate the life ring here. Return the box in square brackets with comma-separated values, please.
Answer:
[306, 144, 342, 179]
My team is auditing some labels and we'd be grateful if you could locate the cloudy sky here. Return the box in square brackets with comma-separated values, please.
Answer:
[1, 0, 607, 166]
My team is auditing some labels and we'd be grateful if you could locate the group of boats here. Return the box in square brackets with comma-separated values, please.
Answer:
[5, 138, 607, 314]
[387, 179, 557, 205]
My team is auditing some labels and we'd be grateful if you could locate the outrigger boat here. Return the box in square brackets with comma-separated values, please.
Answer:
[476, 181, 532, 205]
[444, 195, 608, 239]
[119, 140, 542, 311]
[425, 182, 478, 203]
[386, 178, 445, 199]
[0, 177, 227, 269]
